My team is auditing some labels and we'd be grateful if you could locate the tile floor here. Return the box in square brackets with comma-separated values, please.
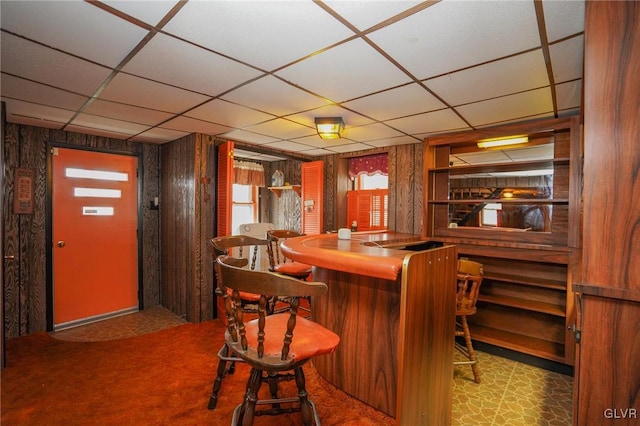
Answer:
[51, 306, 574, 425]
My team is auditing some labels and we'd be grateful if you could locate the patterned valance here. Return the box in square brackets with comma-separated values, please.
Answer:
[348, 153, 388, 178]
[234, 160, 265, 187]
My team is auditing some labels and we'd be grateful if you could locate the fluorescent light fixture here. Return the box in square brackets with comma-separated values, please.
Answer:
[477, 135, 529, 148]
[315, 117, 344, 139]
[66, 168, 128, 181]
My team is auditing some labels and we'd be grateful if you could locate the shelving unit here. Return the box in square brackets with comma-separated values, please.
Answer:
[268, 184, 301, 197]
[423, 116, 581, 366]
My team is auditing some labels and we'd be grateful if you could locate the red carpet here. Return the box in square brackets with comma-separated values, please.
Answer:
[1, 320, 394, 425]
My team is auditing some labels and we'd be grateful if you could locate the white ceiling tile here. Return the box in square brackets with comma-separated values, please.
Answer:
[83, 100, 175, 126]
[186, 99, 275, 128]
[454, 150, 512, 165]
[276, 38, 411, 102]
[222, 76, 330, 116]
[344, 122, 405, 142]
[102, 0, 181, 27]
[366, 136, 421, 148]
[343, 83, 445, 120]
[131, 127, 190, 144]
[1, 0, 149, 67]
[323, 142, 374, 154]
[543, 0, 585, 42]
[323, 0, 424, 31]
[427, 50, 550, 106]
[98, 73, 209, 113]
[122, 33, 263, 96]
[162, 1, 353, 71]
[3, 99, 75, 125]
[297, 148, 335, 157]
[70, 114, 150, 136]
[1, 33, 112, 96]
[262, 140, 318, 153]
[291, 134, 352, 149]
[64, 124, 134, 140]
[0, 74, 89, 110]
[160, 116, 232, 135]
[556, 80, 582, 111]
[221, 130, 279, 145]
[386, 109, 469, 135]
[457, 88, 554, 127]
[369, 0, 540, 80]
[503, 144, 555, 162]
[550, 35, 584, 83]
[287, 105, 374, 128]
[245, 119, 316, 140]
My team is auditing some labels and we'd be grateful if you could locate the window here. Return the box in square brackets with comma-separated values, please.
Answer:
[232, 184, 258, 233]
[357, 172, 388, 190]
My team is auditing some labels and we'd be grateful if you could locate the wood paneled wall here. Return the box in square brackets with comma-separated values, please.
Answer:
[160, 134, 215, 322]
[2, 123, 161, 338]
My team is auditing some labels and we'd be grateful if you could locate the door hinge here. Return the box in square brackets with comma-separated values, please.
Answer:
[568, 324, 581, 343]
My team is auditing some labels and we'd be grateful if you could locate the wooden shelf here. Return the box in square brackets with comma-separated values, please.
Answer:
[469, 325, 566, 362]
[483, 272, 566, 290]
[268, 185, 301, 197]
[478, 294, 566, 317]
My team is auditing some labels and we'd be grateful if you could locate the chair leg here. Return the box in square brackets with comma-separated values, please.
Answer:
[460, 316, 481, 383]
[294, 366, 314, 426]
[233, 368, 262, 426]
[209, 344, 241, 410]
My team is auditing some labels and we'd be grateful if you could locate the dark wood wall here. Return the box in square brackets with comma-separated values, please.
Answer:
[574, 1, 640, 423]
[2, 123, 161, 338]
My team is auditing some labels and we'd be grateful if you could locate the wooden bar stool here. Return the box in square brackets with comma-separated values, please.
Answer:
[216, 255, 340, 425]
[454, 259, 484, 383]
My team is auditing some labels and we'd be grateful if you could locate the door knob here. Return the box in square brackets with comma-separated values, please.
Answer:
[57, 241, 66, 248]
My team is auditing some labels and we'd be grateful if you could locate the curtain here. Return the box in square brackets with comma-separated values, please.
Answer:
[348, 153, 388, 178]
[233, 160, 265, 187]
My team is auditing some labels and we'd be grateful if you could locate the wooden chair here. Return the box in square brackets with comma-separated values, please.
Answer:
[266, 230, 313, 315]
[266, 230, 312, 280]
[215, 255, 340, 425]
[454, 259, 484, 383]
[208, 235, 270, 411]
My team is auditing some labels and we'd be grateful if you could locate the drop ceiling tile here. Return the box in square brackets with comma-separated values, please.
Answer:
[263, 140, 319, 153]
[298, 148, 335, 157]
[3, 99, 75, 125]
[122, 33, 263, 96]
[131, 127, 190, 144]
[503, 144, 555, 162]
[102, 0, 181, 27]
[550, 35, 584, 83]
[556, 80, 582, 111]
[186, 99, 276, 128]
[160, 116, 232, 135]
[83, 99, 175, 126]
[323, 142, 374, 154]
[245, 119, 316, 140]
[64, 124, 135, 140]
[1, 0, 149, 67]
[386, 109, 469, 135]
[366, 136, 422, 148]
[287, 105, 374, 129]
[342, 83, 446, 121]
[221, 129, 279, 145]
[70, 114, 150, 136]
[291, 134, 352, 149]
[276, 38, 411, 102]
[427, 50, 550, 107]
[369, 0, 540, 80]
[323, 0, 424, 31]
[98, 73, 209, 114]
[1, 33, 112, 96]
[0, 74, 89, 110]
[543, 0, 585, 43]
[457, 88, 554, 127]
[222, 76, 330, 116]
[454, 150, 512, 165]
[344, 122, 405, 142]
[162, 1, 353, 71]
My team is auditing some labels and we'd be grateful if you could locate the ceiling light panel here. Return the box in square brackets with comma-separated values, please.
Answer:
[368, 0, 540, 80]
[162, 1, 353, 71]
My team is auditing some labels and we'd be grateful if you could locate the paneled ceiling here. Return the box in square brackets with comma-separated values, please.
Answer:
[1, 0, 584, 161]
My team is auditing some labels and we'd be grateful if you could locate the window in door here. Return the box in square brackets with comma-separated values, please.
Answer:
[232, 184, 258, 233]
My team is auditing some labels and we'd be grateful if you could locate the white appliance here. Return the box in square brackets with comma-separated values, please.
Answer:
[236, 222, 274, 270]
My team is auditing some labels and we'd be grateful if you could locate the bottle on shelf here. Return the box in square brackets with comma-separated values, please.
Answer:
[271, 169, 284, 187]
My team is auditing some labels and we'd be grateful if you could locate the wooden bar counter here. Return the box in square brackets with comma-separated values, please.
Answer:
[281, 232, 457, 425]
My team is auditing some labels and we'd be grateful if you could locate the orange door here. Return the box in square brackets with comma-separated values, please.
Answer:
[52, 147, 138, 328]
[301, 161, 324, 235]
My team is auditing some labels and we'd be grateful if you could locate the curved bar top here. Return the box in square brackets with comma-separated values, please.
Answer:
[280, 231, 428, 281]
